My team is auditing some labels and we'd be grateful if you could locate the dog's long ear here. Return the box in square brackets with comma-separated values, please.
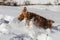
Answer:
[22, 7, 27, 12]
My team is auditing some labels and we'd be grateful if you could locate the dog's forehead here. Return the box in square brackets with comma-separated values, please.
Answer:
[23, 7, 27, 9]
[22, 7, 27, 12]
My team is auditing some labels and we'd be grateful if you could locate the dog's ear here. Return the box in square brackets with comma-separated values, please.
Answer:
[22, 7, 27, 12]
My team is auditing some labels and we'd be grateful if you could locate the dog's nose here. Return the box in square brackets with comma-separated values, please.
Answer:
[18, 18, 20, 20]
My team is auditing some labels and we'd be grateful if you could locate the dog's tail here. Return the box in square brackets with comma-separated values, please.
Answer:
[48, 19, 60, 32]
[48, 19, 55, 23]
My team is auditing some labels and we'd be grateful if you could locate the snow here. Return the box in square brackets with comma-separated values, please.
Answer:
[0, 23, 11, 34]
[0, 15, 4, 19]
[4, 15, 14, 22]
[37, 34, 53, 40]
[48, 6, 60, 12]
[0, 5, 60, 40]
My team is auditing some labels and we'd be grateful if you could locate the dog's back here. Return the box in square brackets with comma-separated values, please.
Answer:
[32, 14, 48, 29]
[28, 12, 55, 29]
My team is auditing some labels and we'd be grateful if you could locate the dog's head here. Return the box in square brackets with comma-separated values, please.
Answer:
[18, 13, 24, 21]
[18, 7, 27, 21]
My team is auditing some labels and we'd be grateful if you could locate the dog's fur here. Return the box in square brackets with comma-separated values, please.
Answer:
[18, 7, 55, 29]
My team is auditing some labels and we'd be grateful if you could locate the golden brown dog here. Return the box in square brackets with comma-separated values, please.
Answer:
[18, 7, 55, 29]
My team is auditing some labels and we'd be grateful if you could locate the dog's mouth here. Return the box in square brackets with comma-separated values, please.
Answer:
[18, 17, 24, 21]
[18, 18, 21, 21]
[18, 17, 20, 20]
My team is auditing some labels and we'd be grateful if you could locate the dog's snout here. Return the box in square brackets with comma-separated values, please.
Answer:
[18, 17, 20, 20]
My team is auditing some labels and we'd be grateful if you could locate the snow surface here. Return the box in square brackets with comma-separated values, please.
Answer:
[0, 5, 60, 40]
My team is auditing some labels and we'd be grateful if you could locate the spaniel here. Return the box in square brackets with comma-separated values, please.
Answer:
[18, 7, 55, 29]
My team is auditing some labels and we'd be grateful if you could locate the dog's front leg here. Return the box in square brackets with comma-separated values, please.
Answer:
[26, 19, 30, 28]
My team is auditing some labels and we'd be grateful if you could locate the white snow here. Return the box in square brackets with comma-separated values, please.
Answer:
[0, 23, 10, 34]
[4, 15, 14, 22]
[37, 34, 53, 40]
[0, 15, 4, 19]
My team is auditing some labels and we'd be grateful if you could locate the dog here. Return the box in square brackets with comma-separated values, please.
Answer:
[18, 7, 55, 29]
